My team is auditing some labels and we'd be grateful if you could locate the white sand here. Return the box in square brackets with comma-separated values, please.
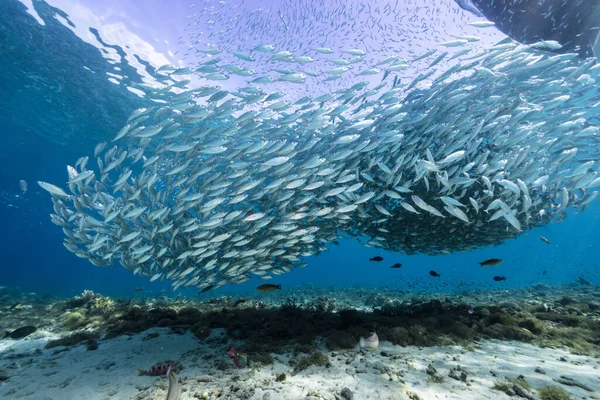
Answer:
[1, 328, 599, 400]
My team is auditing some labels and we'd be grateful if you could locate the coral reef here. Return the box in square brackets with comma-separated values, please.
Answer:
[2, 285, 599, 360]
[1, 284, 599, 400]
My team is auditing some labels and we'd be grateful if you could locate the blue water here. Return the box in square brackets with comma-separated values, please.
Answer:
[1, 0, 599, 299]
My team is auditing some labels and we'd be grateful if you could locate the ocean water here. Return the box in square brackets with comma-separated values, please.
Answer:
[1, 0, 600, 297]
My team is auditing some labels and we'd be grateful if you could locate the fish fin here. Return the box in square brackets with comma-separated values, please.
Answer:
[584, 27, 600, 58]
[454, 0, 483, 17]
[495, 37, 513, 46]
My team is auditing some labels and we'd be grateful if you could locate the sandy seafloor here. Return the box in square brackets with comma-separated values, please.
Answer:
[1, 284, 599, 400]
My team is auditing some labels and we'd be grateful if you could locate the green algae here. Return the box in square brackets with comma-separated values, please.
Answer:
[538, 386, 573, 400]
[32, 289, 600, 362]
[97, 299, 600, 357]
[63, 312, 86, 330]
[513, 376, 532, 391]
[45, 331, 99, 349]
[492, 380, 512, 394]
[294, 352, 331, 373]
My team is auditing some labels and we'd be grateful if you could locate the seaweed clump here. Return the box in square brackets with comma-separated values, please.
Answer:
[45, 331, 99, 349]
[51, 287, 598, 360]
[248, 352, 274, 366]
[538, 386, 573, 400]
[491, 376, 534, 398]
[63, 312, 86, 330]
[492, 380, 512, 395]
[293, 352, 331, 373]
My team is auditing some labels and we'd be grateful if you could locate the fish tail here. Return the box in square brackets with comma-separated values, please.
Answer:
[276, 284, 282, 289]
[138, 369, 146, 376]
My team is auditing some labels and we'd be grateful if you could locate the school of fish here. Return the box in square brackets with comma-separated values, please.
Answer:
[37, 1, 600, 292]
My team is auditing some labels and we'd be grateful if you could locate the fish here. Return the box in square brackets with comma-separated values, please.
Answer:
[38, 12, 600, 293]
[359, 332, 379, 351]
[493, 276, 506, 282]
[199, 285, 215, 294]
[19, 180, 27, 194]
[539, 236, 551, 245]
[390, 263, 402, 269]
[369, 256, 384, 262]
[38, 181, 69, 197]
[429, 270, 440, 277]
[227, 347, 241, 368]
[576, 277, 592, 286]
[456, 0, 600, 58]
[256, 284, 281, 293]
[439, 39, 469, 47]
[478, 258, 503, 267]
[166, 366, 180, 400]
[3, 326, 37, 339]
[138, 361, 179, 376]
[254, 44, 275, 52]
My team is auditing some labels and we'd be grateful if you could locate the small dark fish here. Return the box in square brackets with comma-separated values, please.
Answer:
[390, 263, 402, 269]
[256, 284, 281, 293]
[478, 258, 503, 267]
[540, 236, 551, 244]
[138, 361, 179, 376]
[134, 287, 144, 292]
[370, 256, 384, 262]
[429, 270, 440, 277]
[577, 277, 592, 286]
[493, 276, 506, 282]
[4, 326, 37, 339]
[199, 285, 214, 294]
